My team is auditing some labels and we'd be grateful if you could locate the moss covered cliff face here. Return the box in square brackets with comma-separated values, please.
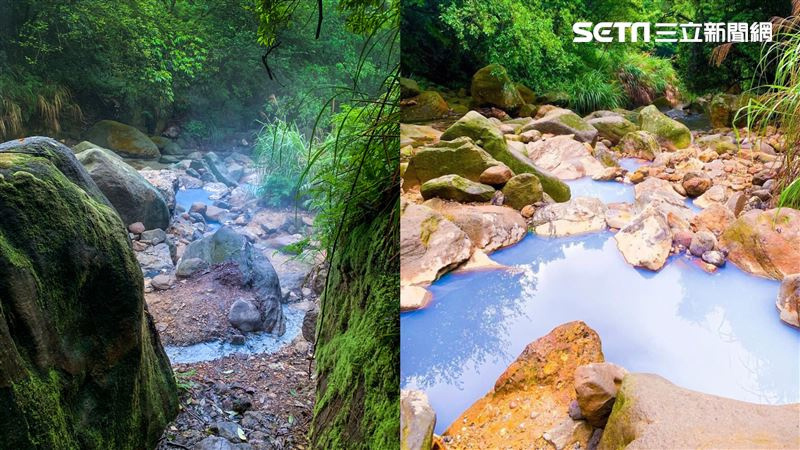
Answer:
[0, 137, 177, 449]
[311, 191, 400, 449]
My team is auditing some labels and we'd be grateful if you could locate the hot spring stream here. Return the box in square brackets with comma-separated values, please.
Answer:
[401, 161, 800, 434]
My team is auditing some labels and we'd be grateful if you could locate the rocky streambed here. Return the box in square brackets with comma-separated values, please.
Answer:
[22, 118, 324, 449]
[400, 72, 800, 448]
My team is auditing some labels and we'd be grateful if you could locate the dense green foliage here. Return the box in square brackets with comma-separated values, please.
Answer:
[737, 14, 800, 207]
[253, 0, 399, 447]
[402, 0, 791, 110]
[0, 0, 265, 139]
[0, 0, 388, 144]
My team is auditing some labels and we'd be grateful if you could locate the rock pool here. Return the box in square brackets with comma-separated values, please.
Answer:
[176, 188, 221, 230]
[401, 232, 800, 433]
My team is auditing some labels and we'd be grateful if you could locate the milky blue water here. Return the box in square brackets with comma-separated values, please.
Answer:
[401, 232, 800, 433]
[165, 305, 304, 364]
[175, 188, 220, 230]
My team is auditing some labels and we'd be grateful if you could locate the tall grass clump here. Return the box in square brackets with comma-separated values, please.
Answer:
[253, 118, 315, 208]
[735, 8, 800, 208]
[564, 71, 623, 114]
[0, 73, 82, 140]
[616, 51, 680, 106]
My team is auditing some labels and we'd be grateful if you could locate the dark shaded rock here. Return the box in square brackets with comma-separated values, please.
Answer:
[177, 226, 284, 334]
[76, 147, 170, 229]
[84, 119, 161, 159]
[302, 309, 319, 343]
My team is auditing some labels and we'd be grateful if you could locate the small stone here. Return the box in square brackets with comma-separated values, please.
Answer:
[190, 202, 207, 214]
[479, 165, 514, 185]
[689, 231, 717, 257]
[702, 250, 726, 267]
[228, 299, 263, 333]
[682, 172, 712, 197]
[140, 228, 167, 245]
[151, 274, 174, 290]
[520, 204, 535, 219]
[567, 400, 584, 420]
[128, 222, 145, 234]
[231, 334, 246, 346]
[211, 421, 246, 443]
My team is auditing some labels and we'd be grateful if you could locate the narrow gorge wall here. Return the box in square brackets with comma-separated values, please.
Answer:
[311, 189, 400, 449]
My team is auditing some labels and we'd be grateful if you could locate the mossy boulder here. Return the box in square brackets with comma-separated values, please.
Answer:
[149, 136, 185, 155]
[311, 187, 399, 448]
[420, 174, 495, 203]
[516, 83, 536, 104]
[0, 137, 178, 449]
[401, 91, 449, 122]
[517, 103, 538, 118]
[618, 131, 661, 161]
[523, 108, 598, 143]
[696, 134, 738, 155]
[440, 111, 571, 202]
[707, 93, 750, 129]
[719, 208, 800, 280]
[502, 173, 543, 209]
[76, 146, 170, 229]
[405, 137, 503, 186]
[587, 115, 638, 144]
[84, 120, 161, 159]
[600, 373, 800, 449]
[637, 105, 691, 150]
[471, 64, 524, 113]
[399, 77, 422, 99]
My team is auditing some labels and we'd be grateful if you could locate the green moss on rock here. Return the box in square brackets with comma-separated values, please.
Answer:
[0, 137, 177, 450]
[420, 174, 496, 203]
[440, 111, 571, 202]
[311, 194, 399, 449]
[471, 64, 524, 113]
[401, 91, 449, 122]
[502, 173, 543, 209]
[407, 137, 502, 184]
[638, 105, 691, 150]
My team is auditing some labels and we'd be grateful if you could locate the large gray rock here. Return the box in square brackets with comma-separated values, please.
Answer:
[177, 226, 284, 334]
[420, 174, 495, 203]
[84, 119, 161, 159]
[401, 389, 436, 450]
[76, 147, 170, 229]
[405, 137, 503, 184]
[0, 137, 177, 449]
[599, 373, 800, 449]
[523, 108, 598, 143]
[532, 197, 607, 237]
[400, 203, 472, 286]
[203, 152, 238, 187]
